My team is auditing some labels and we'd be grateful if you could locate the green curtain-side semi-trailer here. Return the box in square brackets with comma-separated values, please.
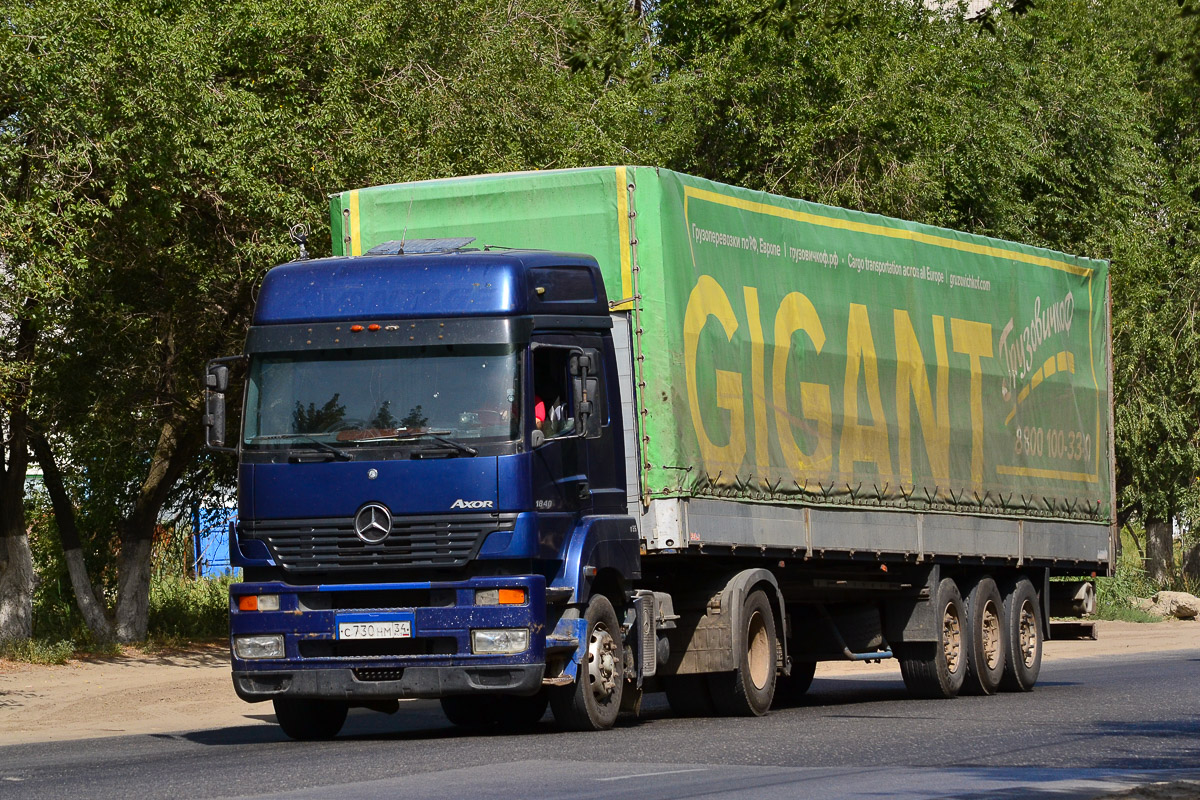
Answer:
[205, 166, 1113, 739]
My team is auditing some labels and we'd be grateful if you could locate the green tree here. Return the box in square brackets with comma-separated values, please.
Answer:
[2, 0, 641, 641]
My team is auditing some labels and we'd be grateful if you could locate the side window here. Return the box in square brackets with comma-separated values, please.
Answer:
[532, 346, 576, 440]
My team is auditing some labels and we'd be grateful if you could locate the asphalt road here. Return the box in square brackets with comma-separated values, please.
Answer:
[2, 649, 1199, 800]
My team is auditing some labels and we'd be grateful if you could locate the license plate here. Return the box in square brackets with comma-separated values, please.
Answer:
[336, 613, 414, 640]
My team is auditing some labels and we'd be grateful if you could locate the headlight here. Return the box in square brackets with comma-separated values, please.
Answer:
[233, 634, 284, 659]
[471, 628, 529, 654]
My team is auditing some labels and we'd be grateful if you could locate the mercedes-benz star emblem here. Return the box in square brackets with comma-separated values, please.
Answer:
[354, 503, 392, 544]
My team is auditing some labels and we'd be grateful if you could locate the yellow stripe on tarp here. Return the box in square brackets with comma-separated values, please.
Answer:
[348, 190, 362, 256]
[614, 166, 633, 309]
[683, 185, 1095, 277]
[996, 464, 1099, 483]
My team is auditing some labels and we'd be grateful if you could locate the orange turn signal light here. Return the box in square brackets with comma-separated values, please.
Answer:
[498, 588, 526, 605]
[238, 595, 258, 611]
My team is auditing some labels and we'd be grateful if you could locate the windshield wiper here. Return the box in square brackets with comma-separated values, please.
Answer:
[249, 433, 353, 461]
[356, 429, 478, 457]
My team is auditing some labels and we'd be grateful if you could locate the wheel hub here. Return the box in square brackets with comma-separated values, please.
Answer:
[981, 600, 1001, 670]
[943, 602, 962, 673]
[587, 624, 619, 701]
[746, 609, 770, 690]
[1018, 598, 1038, 668]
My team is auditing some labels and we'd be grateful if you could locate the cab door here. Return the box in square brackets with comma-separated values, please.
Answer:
[529, 338, 591, 518]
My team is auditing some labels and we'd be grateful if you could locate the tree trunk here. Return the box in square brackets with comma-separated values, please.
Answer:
[1144, 517, 1175, 586]
[1183, 540, 1200, 584]
[0, 532, 35, 640]
[115, 528, 153, 643]
[114, 399, 205, 643]
[0, 414, 35, 640]
[0, 314, 37, 640]
[29, 432, 114, 642]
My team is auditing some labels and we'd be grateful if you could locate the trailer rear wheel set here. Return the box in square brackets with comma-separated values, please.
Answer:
[896, 574, 1042, 701]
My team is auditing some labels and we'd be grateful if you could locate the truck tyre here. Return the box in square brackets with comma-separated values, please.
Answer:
[550, 594, 623, 731]
[961, 576, 1006, 696]
[999, 577, 1043, 692]
[773, 660, 817, 708]
[707, 589, 777, 716]
[440, 696, 493, 729]
[441, 693, 548, 730]
[662, 674, 716, 717]
[272, 697, 348, 740]
[494, 692, 549, 729]
[897, 577, 966, 699]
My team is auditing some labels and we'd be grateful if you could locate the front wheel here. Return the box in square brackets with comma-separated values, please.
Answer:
[272, 697, 348, 740]
[441, 692, 548, 730]
[550, 594, 624, 731]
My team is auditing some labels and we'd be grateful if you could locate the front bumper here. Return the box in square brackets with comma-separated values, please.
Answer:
[233, 664, 545, 701]
[229, 575, 548, 701]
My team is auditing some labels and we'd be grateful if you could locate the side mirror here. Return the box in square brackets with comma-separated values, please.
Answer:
[206, 364, 230, 394]
[569, 350, 602, 439]
[204, 360, 238, 453]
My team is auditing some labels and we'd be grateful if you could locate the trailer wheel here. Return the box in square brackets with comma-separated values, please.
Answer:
[550, 594, 623, 731]
[662, 674, 715, 717]
[897, 577, 966, 699]
[961, 576, 1006, 696]
[999, 577, 1042, 692]
[707, 589, 777, 716]
[272, 697, 348, 740]
[773, 660, 816, 708]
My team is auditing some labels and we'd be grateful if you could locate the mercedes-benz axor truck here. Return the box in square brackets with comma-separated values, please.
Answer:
[204, 167, 1114, 739]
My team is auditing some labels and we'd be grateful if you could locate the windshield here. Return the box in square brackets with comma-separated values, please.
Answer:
[243, 345, 520, 450]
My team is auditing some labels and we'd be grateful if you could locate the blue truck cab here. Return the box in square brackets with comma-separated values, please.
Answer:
[205, 239, 643, 738]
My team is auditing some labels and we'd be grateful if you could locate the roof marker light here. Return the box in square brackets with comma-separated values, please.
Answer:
[368, 324, 381, 331]
[350, 324, 364, 332]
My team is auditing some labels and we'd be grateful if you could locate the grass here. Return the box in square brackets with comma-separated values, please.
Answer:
[1092, 605, 1166, 624]
[0, 637, 76, 665]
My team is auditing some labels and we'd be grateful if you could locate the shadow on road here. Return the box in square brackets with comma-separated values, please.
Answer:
[173, 676, 942, 748]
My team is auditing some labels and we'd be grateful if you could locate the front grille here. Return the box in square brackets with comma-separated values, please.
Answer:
[242, 512, 517, 572]
[300, 637, 458, 658]
[299, 588, 456, 611]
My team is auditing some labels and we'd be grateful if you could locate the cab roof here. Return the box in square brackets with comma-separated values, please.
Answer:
[252, 249, 609, 325]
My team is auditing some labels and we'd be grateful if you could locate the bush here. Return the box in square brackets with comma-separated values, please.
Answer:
[147, 574, 234, 641]
[1095, 559, 1160, 620]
